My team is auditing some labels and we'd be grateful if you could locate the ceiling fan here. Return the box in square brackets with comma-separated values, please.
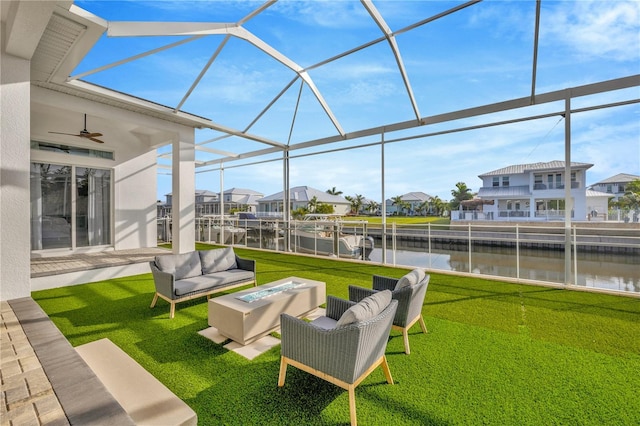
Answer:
[49, 114, 104, 144]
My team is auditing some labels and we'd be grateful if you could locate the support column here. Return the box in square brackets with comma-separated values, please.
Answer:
[381, 133, 387, 264]
[171, 130, 196, 254]
[283, 149, 290, 252]
[0, 49, 31, 299]
[564, 91, 573, 285]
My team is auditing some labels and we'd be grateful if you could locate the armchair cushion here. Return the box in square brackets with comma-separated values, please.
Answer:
[154, 251, 202, 280]
[199, 247, 237, 274]
[335, 290, 392, 328]
[310, 316, 338, 330]
[395, 268, 426, 290]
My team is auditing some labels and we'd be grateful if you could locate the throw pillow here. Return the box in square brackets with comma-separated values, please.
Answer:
[335, 290, 392, 328]
[199, 247, 238, 274]
[394, 268, 426, 290]
[155, 251, 202, 280]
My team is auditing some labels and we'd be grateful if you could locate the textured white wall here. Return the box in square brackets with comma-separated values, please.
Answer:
[0, 49, 32, 300]
[114, 151, 158, 249]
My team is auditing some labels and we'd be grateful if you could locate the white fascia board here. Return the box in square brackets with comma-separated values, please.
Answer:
[69, 4, 108, 27]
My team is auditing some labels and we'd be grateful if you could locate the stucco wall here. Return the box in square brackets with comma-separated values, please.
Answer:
[1, 49, 32, 300]
[114, 151, 157, 249]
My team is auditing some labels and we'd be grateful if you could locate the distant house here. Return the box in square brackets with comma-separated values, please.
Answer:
[589, 173, 640, 202]
[159, 189, 219, 217]
[455, 160, 594, 221]
[257, 186, 351, 216]
[160, 188, 263, 217]
[360, 197, 380, 215]
[222, 188, 264, 213]
[385, 192, 433, 215]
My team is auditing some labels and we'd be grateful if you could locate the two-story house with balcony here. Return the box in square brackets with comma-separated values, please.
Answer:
[458, 161, 594, 221]
[221, 188, 264, 213]
[589, 173, 640, 202]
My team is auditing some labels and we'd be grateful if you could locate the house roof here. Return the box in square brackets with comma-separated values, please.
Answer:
[591, 173, 640, 185]
[165, 189, 218, 197]
[400, 192, 433, 202]
[223, 188, 264, 196]
[479, 161, 594, 178]
[586, 190, 615, 198]
[258, 186, 347, 204]
[477, 185, 531, 198]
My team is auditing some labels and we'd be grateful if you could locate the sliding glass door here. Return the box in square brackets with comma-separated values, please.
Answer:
[76, 167, 111, 247]
[31, 163, 111, 250]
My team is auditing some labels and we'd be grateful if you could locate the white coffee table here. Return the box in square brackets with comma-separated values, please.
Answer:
[208, 276, 326, 345]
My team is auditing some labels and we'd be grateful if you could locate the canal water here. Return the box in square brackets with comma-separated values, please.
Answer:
[369, 244, 639, 294]
[240, 231, 639, 294]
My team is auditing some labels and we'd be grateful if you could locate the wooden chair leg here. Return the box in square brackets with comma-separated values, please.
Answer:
[419, 315, 428, 334]
[278, 357, 288, 387]
[169, 302, 176, 319]
[402, 328, 411, 354]
[348, 386, 357, 426]
[150, 293, 158, 308]
[380, 356, 394, 385]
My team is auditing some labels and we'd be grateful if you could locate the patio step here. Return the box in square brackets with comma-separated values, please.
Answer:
[76, 338, 197, 426]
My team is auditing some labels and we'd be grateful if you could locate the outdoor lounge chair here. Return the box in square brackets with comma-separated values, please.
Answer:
[348, 269, 430, 354]
[278, 291, 398, 426]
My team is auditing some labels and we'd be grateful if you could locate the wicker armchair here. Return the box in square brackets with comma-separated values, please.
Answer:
[278, 294, 398, 426]
[349, 272, 430, 354]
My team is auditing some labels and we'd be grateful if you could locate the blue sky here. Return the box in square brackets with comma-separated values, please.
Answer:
[74, 0, 639, 202]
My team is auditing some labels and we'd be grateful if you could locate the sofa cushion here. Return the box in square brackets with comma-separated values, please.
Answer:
[335, 290, 392, 328]
[155, 251, 202, 280]
[175, 269, 254, 296]
[199, 247, 238, 274]
[394, 268, 426, 290]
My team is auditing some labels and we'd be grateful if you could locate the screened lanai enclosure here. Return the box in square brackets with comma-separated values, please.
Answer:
[24, 0, 639, 292]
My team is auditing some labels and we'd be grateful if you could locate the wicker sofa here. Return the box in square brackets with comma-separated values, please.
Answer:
[149, 247, 256, 318]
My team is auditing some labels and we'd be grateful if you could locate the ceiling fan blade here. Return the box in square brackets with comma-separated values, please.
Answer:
[84, 132, 103, 138]
[88, 137, 105, 144]
[49, 131, 81, 137]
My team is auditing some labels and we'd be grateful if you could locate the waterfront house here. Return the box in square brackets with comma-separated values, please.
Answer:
[159, 188, 263, 217]
[385, 192, 434, 216]
[222, 188, 264, 214]
[588, 173, 640, 202]
[453, 161, 594, 221]
[257, 186, 351, 217]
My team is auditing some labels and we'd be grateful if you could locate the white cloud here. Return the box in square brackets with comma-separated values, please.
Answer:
[543, 1, 640, 62]
[273, 1, 371, 29]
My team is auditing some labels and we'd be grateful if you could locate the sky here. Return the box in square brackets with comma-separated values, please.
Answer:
[73, 0, 640, 203]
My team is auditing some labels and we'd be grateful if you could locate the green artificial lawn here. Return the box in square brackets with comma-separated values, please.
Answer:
[32, 245, 640, 425]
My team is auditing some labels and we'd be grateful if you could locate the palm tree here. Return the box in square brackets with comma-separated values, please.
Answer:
[417, 200, 430, 216]
[307, 196, 319, 213]
[431, 196, 445, 216]
[450, 182, 474, 210]
[391, 195, 404, 216]
[353, 194, 365, 215]
[618, 179, 640, 210]
[344, 195, 355, 214]
[326, 187, 343, 196]
[366, 200, 379, 215]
